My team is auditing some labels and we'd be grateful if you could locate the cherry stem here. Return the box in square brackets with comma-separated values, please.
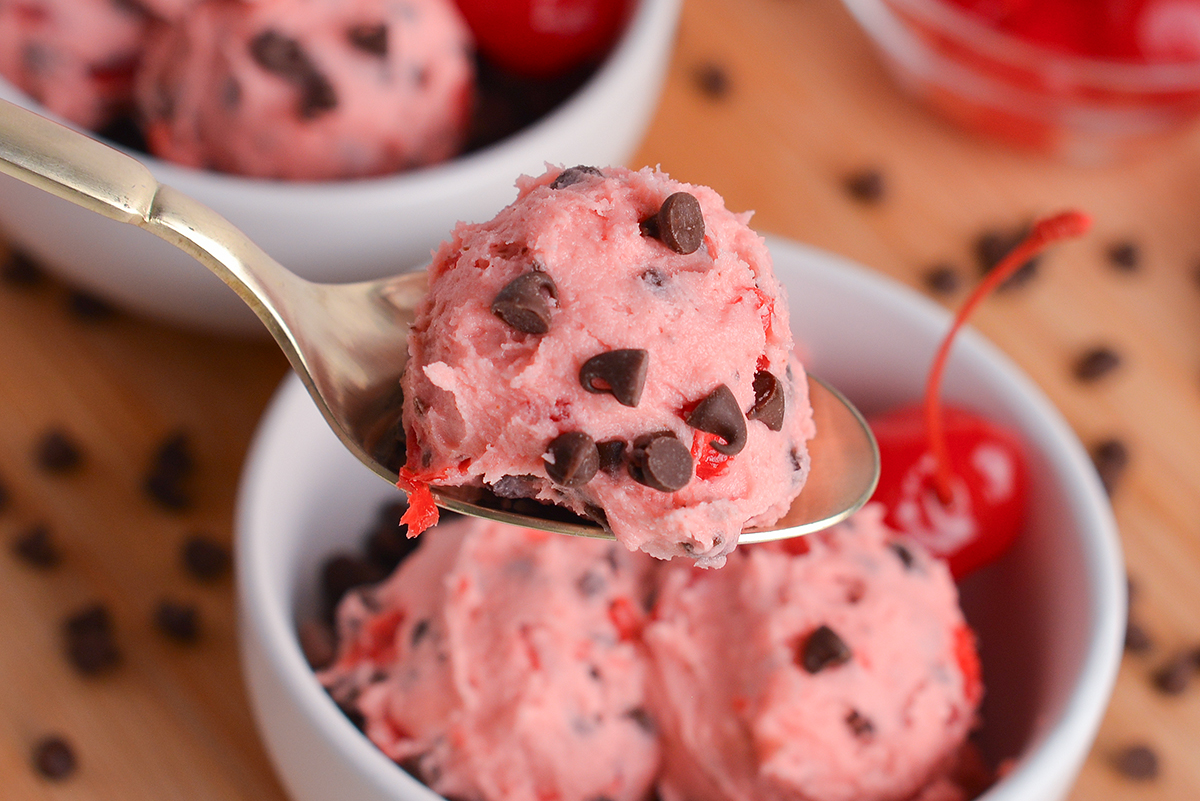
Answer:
[924, 210, 1092, 504]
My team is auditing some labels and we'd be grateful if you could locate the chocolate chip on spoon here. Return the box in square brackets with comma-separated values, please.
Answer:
[580, 349, 649, 407]
[492, 270, 557, 334]
[687, 384, 747, 455]
[544, 432, 600, 487]
[641, 192, 704, 254]
[628, 432, 692, 492]
[596, 439, 627, 474]
[748, 370, 785, 431]
[550, 165, 603, 189]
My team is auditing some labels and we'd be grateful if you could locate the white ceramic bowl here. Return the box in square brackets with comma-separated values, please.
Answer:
[0, 0, 680, 335]
[236, 236, 1125, 801]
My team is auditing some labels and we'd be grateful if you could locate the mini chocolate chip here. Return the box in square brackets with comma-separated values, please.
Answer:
[577, 570, 607, 597]
[298, 71, 338, 119]
[846, 709, 875, 738]
[843, 168, 885, 204]
[250, 30, 312, 79]
[32, 735, 76, 780]
[976, 226, 1039, 289]
[299, 619, 336, 669]
[144, 431, 195, 511]
[35, 429, 82, 473]
[544, 432, 600, 487]
[2, 249, 45, 286]
[693, 61, 730, 98]
[410, 618, 432, 647]
[596, 439, 626, 474]
[687, 384, 747, 455]
[550, 165, 603, 189]
[1152, 651, 1194, 695]
[64, 603, 120, 675]
[1112, 744, 1159, 781]
[347, 23, 387, 56]
[748, 370, 785, 431]
[154, 600, 199, 643]
[628, 432, 692, 492]
[1091, 438, 1129, 496]
[182, 534, 230, 581]
[1107, 241, 1140, 272]
[922, 263, 961, 295]
[640, 268, 667, 289]
[643, 192, 705, 254]
[12, 523, 60, 568]
[1074, 346, 1121, 382]
[67, 289, 116, 321]
[580, 349, 649, 407]
[490, 474, 542, 499]
[799, 624, 851, 673]
[1124, 620, 1153, 654]
[888, 541, 915, 569]
[626, 707, 656, 734]
[492, 270, 557, 334]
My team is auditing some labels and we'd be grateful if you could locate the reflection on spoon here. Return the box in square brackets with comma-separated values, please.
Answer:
[0, 98, 879, 542]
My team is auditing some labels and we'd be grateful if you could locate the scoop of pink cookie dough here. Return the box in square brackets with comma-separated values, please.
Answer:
[319, 517, 661, 801]
[135, 0, 475, 180]
[399, 165, 815, 566]
[0, 0, 150, 130]
[643, 503, 983, 801]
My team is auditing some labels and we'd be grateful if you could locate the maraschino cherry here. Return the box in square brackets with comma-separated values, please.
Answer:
[868, 210, 1092, 579]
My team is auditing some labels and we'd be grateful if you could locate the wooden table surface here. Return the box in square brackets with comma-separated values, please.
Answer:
[2, 0, 1198, 797]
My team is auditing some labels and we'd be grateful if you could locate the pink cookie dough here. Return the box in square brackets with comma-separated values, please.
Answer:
[135, 0, 475, 180]
[644, 503, 983, 801]
[399, 165, 816, 566]
[0, 0, 150, 129]
[320, 518, 660, 801]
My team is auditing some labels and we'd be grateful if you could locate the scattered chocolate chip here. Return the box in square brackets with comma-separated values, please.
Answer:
[1124, 620, 1153, 654]
[249, 30, 336, 118]
[693, 61, 731, 98]
[410, 618, 431, 647]
[66, 289, 116, 321]
[976, 226, 1039, 289]
[492, 270, 557, 334]
[1152, 651, 1194, 695]
[642, 192, 705, 255]
[888, 541, 915, 569]
[321, 554, 385, 620]
[154, 600, 199, 643]
[347, 23, 387, 56]
[922, 263, 961, 295]
[34, 429, 83, 473]
[577, 570, 607, 597]
[1091, 438, 1129, 496]
[298, 71, 338, 119]
[143, 430, 195, 511]
[626, 707, 656, 734]
[64, 603, 120, 675]
[846, 709, 875, 738]
[687, 384, 747, 455]
[843, 168, 885, 204]
[2, 249, 45, 286]
[748, 370, 785, 431]
[31, 735, 76, 780]
[298, 619, 336, 670]
[12, 523, 60, 568]
[181, 534, 231, 581]
[544, 431, 600, 487]
[1107, 241, 1140, 272]
[490, 474, 541, 499]
[550, 165, 603, 189]
[1073, 346, 1121, 382]
[799, 624, 851, 673]
[640, 268, 667, 289]
[580, 349, 649, 407]
[596, 439, 626, 474]
[629, 432, 692, 492]
[1112, 743, 1159, 781]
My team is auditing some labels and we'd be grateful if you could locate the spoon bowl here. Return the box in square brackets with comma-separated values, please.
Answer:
[0, 98, 879, 541]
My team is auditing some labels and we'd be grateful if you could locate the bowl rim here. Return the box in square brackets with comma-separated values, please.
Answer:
[842, 0, 1200, 90]
[236, 236, 1126, 801]
[0, 0, 680, 198]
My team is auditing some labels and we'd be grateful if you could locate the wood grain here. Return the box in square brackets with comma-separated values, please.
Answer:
[0, 0, 1197, 797]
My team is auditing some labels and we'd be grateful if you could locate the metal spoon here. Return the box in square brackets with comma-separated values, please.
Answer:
[0, 99, 879, 543]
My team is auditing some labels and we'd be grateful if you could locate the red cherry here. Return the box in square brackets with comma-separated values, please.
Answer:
[454, 0, 631, 77]
[868, 210, 1092, 579]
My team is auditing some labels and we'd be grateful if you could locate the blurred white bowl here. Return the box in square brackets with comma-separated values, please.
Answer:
[236, 235, 1125, 801]
[0, 0, 681, 335]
